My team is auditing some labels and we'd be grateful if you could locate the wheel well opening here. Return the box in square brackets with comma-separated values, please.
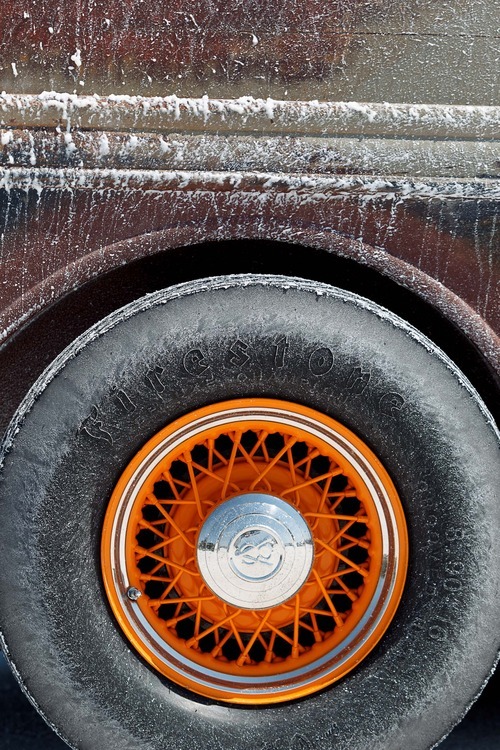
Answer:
[1, 238, 499, 434]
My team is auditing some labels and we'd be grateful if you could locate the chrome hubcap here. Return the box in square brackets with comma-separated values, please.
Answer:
[196, 493, 314, 609]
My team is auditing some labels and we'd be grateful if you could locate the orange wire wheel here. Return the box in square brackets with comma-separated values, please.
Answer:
[102, 398, 408, 704]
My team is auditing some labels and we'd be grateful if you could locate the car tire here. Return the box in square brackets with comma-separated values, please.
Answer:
[0, 274, 499, 750]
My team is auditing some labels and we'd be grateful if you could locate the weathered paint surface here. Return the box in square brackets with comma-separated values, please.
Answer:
[0, 1, 499, 103]
[0, 0, 499, 405]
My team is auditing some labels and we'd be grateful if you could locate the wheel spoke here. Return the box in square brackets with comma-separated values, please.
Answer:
[294, 448, 320, 470]
[341, 533, 370, 550]
[285, 446, 301, 506]
[136, 548, 197, 576]
[309, 612, 323, 642]
[236, 610, 272, 666]
[282, 469, 343, 497]
[211, 628, 233, 658]
[312, 570, 345, 628]
[314, 472, 335, 516]
[146, 495, 195, 548]
[159, 471, 184, 500]
[185, 609, 243, 649]
[149, 595, 216, 606]
[265, 630, 277, 663]
[315, 538, 369, 577]
[148, 570, 184, 603]
[190, 458, 240, 491]
[249, 436, 297, 490]
[236, 441, 273, 490]
[305, 512, 369, 523]
[330, 577, 358, 601]
[184, 453, 205, 519]
[253, 431, 270, 461]
[165, 609, 197, 628]
[221, 431, 242, 500]
[328, 488, 358, 509]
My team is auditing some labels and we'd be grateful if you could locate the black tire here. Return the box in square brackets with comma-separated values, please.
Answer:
[0, 274, 499, 750]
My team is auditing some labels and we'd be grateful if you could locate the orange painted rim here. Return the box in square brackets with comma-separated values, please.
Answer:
[102, 399, 408, 704]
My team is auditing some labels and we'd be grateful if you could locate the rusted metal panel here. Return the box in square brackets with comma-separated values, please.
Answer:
[0, 1, 499, 103]
[2, 95, 500, 137]
[2, 129, 500, 178]
[0, 1, 499, 411]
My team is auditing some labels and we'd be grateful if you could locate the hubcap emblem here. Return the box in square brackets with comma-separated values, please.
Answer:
[229, 528, 284, 581]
